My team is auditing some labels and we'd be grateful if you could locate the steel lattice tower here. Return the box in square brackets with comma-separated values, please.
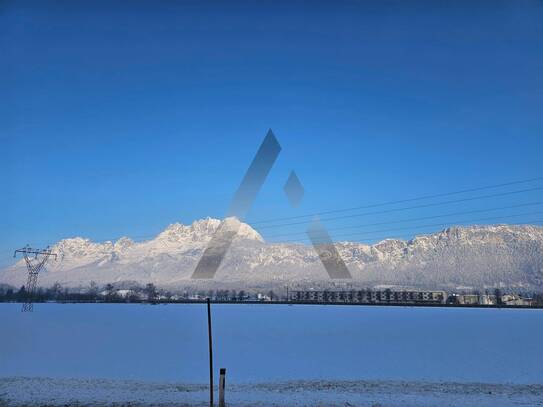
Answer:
[14, 246, 57, 312]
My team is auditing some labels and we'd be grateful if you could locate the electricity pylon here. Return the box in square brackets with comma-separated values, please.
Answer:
[14, 245, 57, 312]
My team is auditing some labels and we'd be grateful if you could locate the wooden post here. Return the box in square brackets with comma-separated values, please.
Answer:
[219, 368, 226, 407]
[207, 298, 214, 406]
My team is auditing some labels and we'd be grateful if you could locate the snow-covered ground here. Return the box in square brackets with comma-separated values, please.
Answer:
[2, 304, 543, 384]
[1, 377, 542, 406]
[2, 304, 542, 405]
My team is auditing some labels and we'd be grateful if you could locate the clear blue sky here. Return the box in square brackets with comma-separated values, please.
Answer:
[2, 1, 543, 266]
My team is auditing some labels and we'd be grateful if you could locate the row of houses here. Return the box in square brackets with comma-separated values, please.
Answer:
[289, 290, 447, 304]
[289, 290, 534, 306]
[102, 288, 533, 306]
[454, 293, 533, 306]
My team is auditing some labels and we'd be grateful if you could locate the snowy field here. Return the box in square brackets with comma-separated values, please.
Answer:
[1, 376, 542, 406]
[1, 303, 542, 406]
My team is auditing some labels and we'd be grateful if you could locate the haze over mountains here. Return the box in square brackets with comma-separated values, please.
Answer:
[1, 218, 543, 291]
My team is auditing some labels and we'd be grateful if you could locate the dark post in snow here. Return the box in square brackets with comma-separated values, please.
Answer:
[207, 298, 214, 406]
[219, 368, 226, 407]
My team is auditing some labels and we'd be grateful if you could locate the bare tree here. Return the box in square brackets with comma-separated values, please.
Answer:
[88, 281, 99, 298]
[145, 283, 157, 302]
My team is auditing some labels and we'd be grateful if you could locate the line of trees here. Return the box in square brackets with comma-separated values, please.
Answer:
[0, 282, 280, 304]
[0, 282, 153, 303]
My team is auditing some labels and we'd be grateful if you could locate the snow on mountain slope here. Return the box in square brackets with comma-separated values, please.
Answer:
[1, 218, 542, 290]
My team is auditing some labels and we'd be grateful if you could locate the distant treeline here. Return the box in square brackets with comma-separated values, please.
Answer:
[0, 282, 277, 303]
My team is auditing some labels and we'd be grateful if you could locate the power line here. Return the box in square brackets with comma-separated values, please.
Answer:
[272, 219, 543, 245]
[4, 177, 542, 252]
[263, 201, 543, 239]
[272, 215, 543, 244]
[255, 186, 543, 230]
[249, 176, 543, 225]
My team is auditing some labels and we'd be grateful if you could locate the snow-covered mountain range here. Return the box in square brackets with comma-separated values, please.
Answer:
[1, 218, 543, 291]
